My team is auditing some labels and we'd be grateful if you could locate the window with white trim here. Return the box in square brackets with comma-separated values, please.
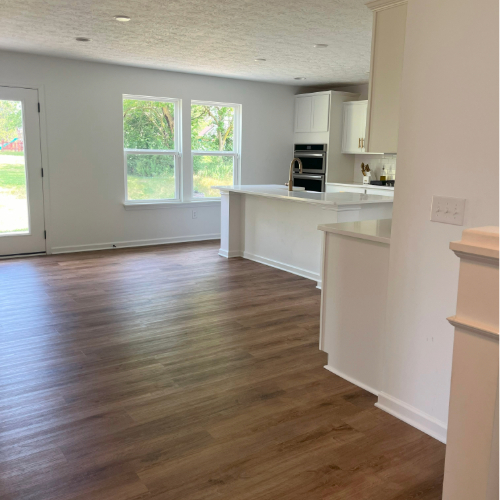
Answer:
[123, 96, 181, 202]
[191, 101, 241, 199]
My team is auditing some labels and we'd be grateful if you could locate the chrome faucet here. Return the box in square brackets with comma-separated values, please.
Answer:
[288, 158, 303, 191]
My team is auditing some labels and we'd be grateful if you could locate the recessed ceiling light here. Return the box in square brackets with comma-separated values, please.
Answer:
[75, 37, 91, 42]
[313, 44, 328, 48]
[294, 77, 306, 80]
[255, 58, 266, 62]
[114, 15, 131, 22]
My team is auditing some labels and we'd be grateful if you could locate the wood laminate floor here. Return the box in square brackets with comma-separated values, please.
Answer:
[0, 241, 445, 500]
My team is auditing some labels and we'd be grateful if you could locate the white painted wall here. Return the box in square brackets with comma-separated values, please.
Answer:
[379, 0, 499, 441]
[0, 50, 297, 253]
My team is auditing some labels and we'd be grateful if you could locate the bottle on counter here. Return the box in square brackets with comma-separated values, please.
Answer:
[380, 166, 387, 181]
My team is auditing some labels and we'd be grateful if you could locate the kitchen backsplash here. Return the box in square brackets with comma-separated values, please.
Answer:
[352, 154, 397, 183]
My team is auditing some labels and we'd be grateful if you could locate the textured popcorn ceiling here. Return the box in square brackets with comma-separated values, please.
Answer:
[0, 0, 373, 86]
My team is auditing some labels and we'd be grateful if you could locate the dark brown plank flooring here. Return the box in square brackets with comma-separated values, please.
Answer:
[0, 241, 445, 500]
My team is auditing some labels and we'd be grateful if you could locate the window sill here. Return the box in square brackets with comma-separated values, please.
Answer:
[123, 200, 221, 211]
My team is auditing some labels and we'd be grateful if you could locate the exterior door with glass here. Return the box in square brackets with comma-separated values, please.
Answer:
[0, 86, 45, 257]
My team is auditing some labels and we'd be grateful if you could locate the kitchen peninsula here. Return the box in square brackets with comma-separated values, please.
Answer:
[215, 185, 393, 286]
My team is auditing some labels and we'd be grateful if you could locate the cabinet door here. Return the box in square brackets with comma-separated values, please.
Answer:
[365, 187, 394, 196]
[342, 103, 359, 153]
[295, 96, 312, 132]
[342, 101, 368, 153]
[358, 101, 368, 152]
[326, 184, 367, 194]
[311, 94, 330, 132]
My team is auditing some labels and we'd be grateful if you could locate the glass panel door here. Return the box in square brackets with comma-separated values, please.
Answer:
[0, 100, 29, 234]
[0, 87, 45, 257]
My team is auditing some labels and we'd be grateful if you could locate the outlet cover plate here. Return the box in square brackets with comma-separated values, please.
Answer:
[430, 196, 466, 226]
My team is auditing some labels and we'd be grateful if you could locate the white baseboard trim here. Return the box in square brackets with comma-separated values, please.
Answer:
[51, 233, 221, 255]
[0, 252, 46, 260]
[375, 392, 447, 443]
[242, 251, 321, 285]
[218, 249, 243, 258]
[324, 365, 379, 396]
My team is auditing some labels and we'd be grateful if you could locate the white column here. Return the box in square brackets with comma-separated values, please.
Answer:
[219, 192, 243, 258]
[443, 226, 499, 500]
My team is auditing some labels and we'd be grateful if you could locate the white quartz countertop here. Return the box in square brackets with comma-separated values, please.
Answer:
[214, 185, 394, 207]
[318, 219, 392, 244]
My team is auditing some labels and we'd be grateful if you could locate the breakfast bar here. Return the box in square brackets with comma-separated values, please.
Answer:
[215, 184, 393, 286]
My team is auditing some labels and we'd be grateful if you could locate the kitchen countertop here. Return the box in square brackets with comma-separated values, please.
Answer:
[318, 219, 392, 244]
[214, 185, 394, 207]
[327, 182, 395, 191]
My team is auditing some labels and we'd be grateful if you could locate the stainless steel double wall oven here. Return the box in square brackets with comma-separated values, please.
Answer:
[292, 144, 327, 192]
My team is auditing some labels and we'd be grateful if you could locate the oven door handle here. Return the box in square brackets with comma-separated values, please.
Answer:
[293, 174, 323, 179]
[294, 153, 325, 157]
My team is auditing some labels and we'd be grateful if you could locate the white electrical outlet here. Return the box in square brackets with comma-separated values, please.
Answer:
[430, 196, 466, 226]
[192, 210, 197, 219]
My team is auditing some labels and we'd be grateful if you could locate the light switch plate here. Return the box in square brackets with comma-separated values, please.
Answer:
[430, 196, 466, 226]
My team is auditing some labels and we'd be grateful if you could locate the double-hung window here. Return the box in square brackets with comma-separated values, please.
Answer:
[191, 101, 241, 199]
[123, 96, 181, 202]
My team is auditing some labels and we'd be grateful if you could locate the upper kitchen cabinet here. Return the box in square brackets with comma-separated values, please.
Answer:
[342, 101, 368, 154]
[294, 92, 330, 133]
[342, 101, 384, 154]
[365, 0, 408, 153]
[294, 91, 360, 184]
[311, 94, 330, 132]
[295, 95, 313, 132]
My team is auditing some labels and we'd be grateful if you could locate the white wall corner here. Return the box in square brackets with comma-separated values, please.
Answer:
[375, 392, 448, 443]
[324, 365, 379, 396]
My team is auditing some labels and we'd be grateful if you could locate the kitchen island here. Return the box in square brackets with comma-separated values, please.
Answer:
[215, 185, 393, 286]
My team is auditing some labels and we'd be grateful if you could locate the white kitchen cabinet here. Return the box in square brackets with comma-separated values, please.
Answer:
[311, 94, 330, 132]
[294, 92, 330, 133]
[294, 96, 313, 132]
[342, 101, 368, 153]
[325, 182, 394, 196]
[294, 91, 361, 184]
[365, 0, 407, 153]
[325, 184, 366, 194]
[366, 186, 394, 196]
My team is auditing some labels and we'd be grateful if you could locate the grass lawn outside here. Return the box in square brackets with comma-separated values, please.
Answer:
[0, 151, 24, 157]
[193, 173, 232, 198]
[127, 173, 176, 200]
[193, 155, 233, 198]
[0, 157, 29, 233]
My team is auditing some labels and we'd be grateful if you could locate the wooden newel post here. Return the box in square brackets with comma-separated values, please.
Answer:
[443, 227, 499, 500]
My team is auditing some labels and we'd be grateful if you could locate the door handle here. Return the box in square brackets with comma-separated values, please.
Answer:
[358, 138, 361, 148]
